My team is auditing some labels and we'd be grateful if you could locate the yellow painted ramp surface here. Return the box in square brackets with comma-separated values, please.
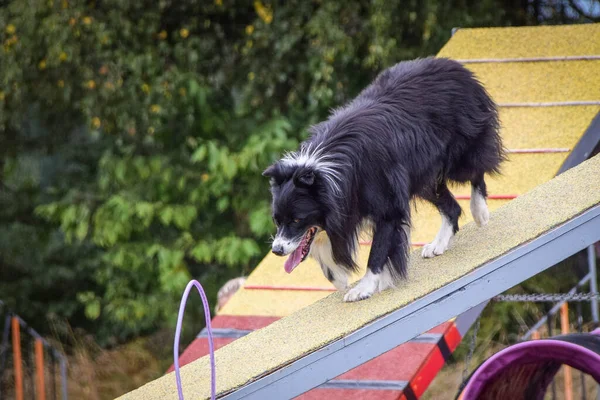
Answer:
[120, 155, 600, 399]
[438, 24, 600, 59]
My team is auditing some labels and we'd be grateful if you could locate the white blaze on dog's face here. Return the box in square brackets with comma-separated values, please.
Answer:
[263, 163, 325, 273]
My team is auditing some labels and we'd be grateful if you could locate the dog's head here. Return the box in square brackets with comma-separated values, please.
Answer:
[262, 161, 325, 273]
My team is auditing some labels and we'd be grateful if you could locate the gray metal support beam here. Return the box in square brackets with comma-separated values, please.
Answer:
[589, 244, 599, 326]
[224, 204, 600, 400]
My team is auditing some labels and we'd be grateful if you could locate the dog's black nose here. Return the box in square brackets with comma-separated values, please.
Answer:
[272, 245, 285, 256]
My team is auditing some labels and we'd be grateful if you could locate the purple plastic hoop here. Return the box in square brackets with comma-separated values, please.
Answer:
[462, 330, 600, 399]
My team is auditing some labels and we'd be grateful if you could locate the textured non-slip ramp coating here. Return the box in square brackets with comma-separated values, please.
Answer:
[438, 24, 600, 60]
[498, 106, 600, 149]
[465, 61, 600, 104]
[120, 154, 600, 400]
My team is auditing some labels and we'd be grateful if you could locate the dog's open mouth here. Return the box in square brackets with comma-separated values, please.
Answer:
[284, 227, 318, 274]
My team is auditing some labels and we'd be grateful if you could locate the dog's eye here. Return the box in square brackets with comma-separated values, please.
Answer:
[293, 218, 300, 224]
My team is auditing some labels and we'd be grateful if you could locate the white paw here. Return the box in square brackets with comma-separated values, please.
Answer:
[342, 270, 386, 302]
[343, 284, 374, 302]
[421, 241, 448, 258]
[472, 205, 489, 227]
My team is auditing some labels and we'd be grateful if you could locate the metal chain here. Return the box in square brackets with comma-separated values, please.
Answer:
[461, 315, 480, 385]
[493, 293, 600, 302]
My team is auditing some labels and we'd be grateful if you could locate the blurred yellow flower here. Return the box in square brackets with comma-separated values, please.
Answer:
[38, 59, 47, 70]
[254, 1, 273, 24]
[57, 80, 65, 87]
[214, 0, 222, 5]
[68, 18, 76, 26]
[101, 35, 109, 45]
[245, 25, 254, 35]
[82, 16, 92, 25]
[92, 117, 101, 128]
[158, 30, 167, 40]
[180, 28, 189, 38]
[6, 24, 16, 35]
[148, 127, 155, 135]
[86, 80, 96, 89]
[0, 92, 4, 101]
[248, 71, 255, 81]
[178, 87, 187, 97]
[150, 104, 161, 113]
[62, 0, 68, 9]
[201, 173, 210, 182]
[141, 83, 150, 93]
[59, 52, 68, 61]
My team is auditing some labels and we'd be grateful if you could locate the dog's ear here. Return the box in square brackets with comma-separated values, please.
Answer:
[262, 164, 277, 178]
[294, 170, 315, 187]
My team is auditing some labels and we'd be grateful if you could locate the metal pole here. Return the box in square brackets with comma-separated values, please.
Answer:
[35, 339, 46, 400]
[0, 313, 11, 400]
[49, 350, 57, 400]
[577, 301, 586, 400]
[589, 245, 599, 326]
[59, 355, 68, 400]
[548, 315, 557, 400]
[560, 303, 573, 400]
[12, 317, 24, 400]
[589, 245, 600, 400]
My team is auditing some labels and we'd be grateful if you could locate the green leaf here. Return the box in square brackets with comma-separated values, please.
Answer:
[216, 197, 229, 212]
[159, 206, 174, 225]
[191, 145, 207, 163]
[85, 300, 101, 320]
[190, 241, 212, 263]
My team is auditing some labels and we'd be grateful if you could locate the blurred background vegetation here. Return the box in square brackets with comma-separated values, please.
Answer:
[1, 0, 599, 397]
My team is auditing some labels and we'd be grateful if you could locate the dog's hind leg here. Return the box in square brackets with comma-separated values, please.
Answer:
[422, 182, 462, 258]
[470, 173, 490, 227]
[344, 220, 407, 302]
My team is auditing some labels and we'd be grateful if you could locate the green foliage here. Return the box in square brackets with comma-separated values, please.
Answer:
[0, 0, 590, 344]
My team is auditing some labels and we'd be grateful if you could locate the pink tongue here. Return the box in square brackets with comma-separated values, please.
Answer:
[284, 236, 307, 274]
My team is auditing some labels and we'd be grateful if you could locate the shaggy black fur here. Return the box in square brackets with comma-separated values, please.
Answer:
[264, 57, 505, 284]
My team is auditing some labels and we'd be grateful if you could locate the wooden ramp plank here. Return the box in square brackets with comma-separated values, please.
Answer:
[120, 154, 600, 400]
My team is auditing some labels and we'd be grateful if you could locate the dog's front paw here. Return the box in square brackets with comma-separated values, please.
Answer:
[421, 242, 447, 258]
[343, 274, 377, 302]
[343, 285, 374, 302]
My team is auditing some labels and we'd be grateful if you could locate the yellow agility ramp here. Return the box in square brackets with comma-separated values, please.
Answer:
[121, 153, 600, 399]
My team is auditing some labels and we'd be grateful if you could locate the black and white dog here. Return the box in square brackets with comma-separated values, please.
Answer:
[263, 57, 505, 302]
